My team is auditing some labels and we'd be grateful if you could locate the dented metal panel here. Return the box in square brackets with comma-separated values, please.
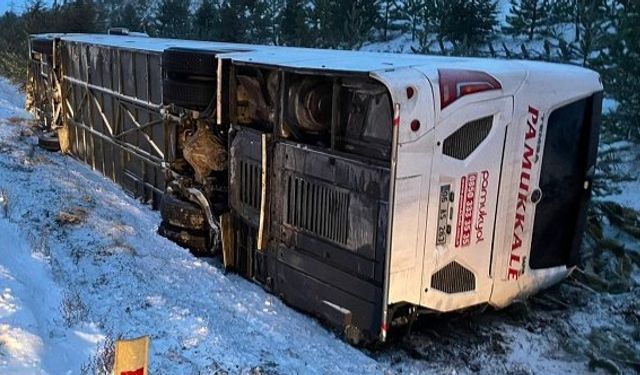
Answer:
[27, 53, 54, 128]
[60, 41, 173, 206]
[269, 141, 390, 335]
[229, 126, 263, 228]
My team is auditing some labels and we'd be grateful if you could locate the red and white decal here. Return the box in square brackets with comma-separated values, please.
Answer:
[508, 106, 540, 280]
[455, 173, 477, 247]
[455, 176, 467, 247]
[475, 171, 490, 244]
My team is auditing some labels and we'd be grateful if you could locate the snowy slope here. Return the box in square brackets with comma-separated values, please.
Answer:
[0, 219, 103, 374]
[0, 78, 382, 374]
[0, 76, 638, 374]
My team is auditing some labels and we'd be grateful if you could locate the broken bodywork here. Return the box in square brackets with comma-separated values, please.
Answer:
[27, 33, 603, 345]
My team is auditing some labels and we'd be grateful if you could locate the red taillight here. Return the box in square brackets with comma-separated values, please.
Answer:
[438, 69, 502, 109]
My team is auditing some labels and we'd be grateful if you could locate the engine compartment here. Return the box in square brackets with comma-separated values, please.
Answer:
[158, 51, 395, 343]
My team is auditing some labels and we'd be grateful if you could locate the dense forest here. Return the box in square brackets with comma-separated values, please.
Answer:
[0, 0, 637, 140]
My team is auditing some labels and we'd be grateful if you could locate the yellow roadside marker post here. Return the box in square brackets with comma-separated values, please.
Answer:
[113, 336, 150, 375]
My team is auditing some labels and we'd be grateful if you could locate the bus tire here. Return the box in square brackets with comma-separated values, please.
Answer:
[160, 193, 207, 231]
[162, 48, 217, 78]
[31, 38, 54, 56]
[38, 131, 60, 152]
[162, 78, 215, 110]
[158, 221, 212, 255]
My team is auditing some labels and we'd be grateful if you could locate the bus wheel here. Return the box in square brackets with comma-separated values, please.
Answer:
[158, 221, 212, 255]
[160, 193, 207, 231]
[162, 78, 215, 110]
[38, 131, 60, 152]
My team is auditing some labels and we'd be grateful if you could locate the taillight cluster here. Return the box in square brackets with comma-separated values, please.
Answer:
[439, 69, 502, 109]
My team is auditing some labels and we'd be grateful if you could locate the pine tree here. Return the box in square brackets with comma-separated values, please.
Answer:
[309, 0, 381, 49]
[24, 0, 52, 34]
[262, 0, 286, 45]
[547, 0, 573, 24]
[378, 0, 400, 41]
[111, 2, 143, 31]
[308, 0, 342, 48]
[341, 0, 381, 48]
[575, 0, 612, 66]
[0, 10, 27, 51]
[136, 0, 159, 36]
[156, 0, 191, 38]
[108, 0, 156, 35]
[212, 1, 243, 42]
[431, 0, 498, 53]
[414, 0, 442, 53]
[0, 10, 29, 86]
[244, 0, 275, 45]
[193, 0, 218, 40]
[602, 0, 639, 140]
[504, 0, 551, 41]
[280, 0, 311, 46]
[52, 0, 102, 33]
[97, 0, 118, 28]
[397, 0, 425, 41]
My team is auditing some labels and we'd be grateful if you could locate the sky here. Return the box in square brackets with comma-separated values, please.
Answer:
[0, 0, 54, 15]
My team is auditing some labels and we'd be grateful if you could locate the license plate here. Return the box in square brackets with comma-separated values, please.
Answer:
[436, 185, 451, 245]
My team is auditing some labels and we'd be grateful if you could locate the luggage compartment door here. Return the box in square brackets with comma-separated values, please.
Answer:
[420, 96, 513, 311]
[270, 141, 390, 336]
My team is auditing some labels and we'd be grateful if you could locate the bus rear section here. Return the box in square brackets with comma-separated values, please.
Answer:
[382, 62, 602, 325]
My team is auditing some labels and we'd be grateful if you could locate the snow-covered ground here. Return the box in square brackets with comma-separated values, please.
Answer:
[0, 218, 103, 374]
[0, 79, 382, 374]
[0, 76, 638, 375]
[596, 141, 640, 212]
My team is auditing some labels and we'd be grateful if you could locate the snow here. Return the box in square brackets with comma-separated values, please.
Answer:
[598, 141, 640, 212]
[0, 78, 383, 374]
[361, 34, 417, 54]
[0, 71, 638, 373]
[498, 0, 512, 23]
[603, 98, 620, 114]
[0, 219, 102, 374]
[0, 77, 107, 373]
[608, 183, 640, 212]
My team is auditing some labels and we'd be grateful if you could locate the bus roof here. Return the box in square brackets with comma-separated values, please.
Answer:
[34, 33, 600, 97]
[32, 33, 545, 74]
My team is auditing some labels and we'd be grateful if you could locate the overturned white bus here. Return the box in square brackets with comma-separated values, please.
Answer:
[27, 33, 603, 344]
